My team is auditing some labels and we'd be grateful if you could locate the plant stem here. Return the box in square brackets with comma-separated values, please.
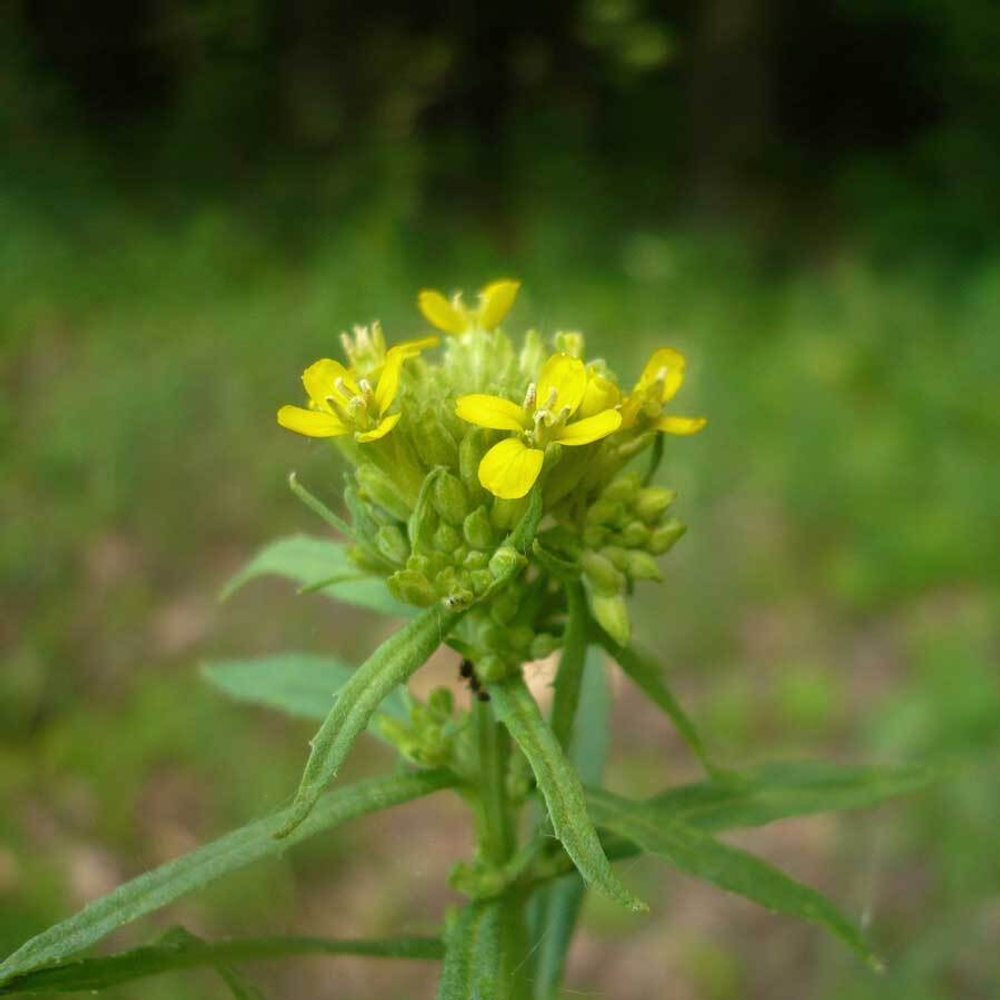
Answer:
[474, 698, 533, 999]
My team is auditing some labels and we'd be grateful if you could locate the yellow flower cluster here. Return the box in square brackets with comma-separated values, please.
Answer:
[276, 279, 706, 500]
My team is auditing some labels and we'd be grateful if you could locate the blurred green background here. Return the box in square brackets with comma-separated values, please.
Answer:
[2, 0, 998, 997]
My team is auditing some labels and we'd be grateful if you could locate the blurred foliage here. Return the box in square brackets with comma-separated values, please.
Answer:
[2, 0, 1000, 997]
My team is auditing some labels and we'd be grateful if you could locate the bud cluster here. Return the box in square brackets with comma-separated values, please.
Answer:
[376, 687, 457, 768]
[576, 473, 686, 646]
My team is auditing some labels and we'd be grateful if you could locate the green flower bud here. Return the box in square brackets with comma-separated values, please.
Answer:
[348, 544, 392, 574]
[635, 487, 677, 523]
[432, 472, 469, 525]
[626, 550, 663, 582]
[428, 686, 454, 719]
[490, 589, 520, 625]
[621, 520, 651, 548]
[478, 654, 508, 683]
[491, 497, 526, 530]
[586, 497, 622, 526]
[413, 410, 458, 468]
[375, 524, 410, 566]
[470, 569, 493, 596]
[649, 518, 687, 555]
[463, 506, 495, 550]
[489, 545, 525, 581]
[477, 620, 504, 648]
[433, 521, 463, 553]
[410, 506, 439, 552]
[583, 524, 608, 549]
[591, 592, 631, 647]
[508, 625, 534, 653]
[602, 475, 639, 503]
[406, 553, 430, 575]
[460, 429, 487, 492]
[581, 550, 625, 595]
[387, 569, 437, 607]
[530, 633, 559, 659]
[355, 464, 413, 521]
[601, 545, 631, 572]
[463, 549, 489, 570]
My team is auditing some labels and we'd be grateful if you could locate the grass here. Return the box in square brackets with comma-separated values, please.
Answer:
[1, 172, 998, 999]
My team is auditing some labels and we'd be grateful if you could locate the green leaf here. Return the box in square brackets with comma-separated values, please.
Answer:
[220, 535, 406, 616]
[488, 675, 646, 913]
[149, 927, 266, 1000]
[437, 900, 503, 1000]
[531, 646, 610, 999]
[276, 605, 466, 838]
[591, 621, 715, 775]
[0, 930, 444, 995]
[587, 788, 880, 966]
[0, 770, 454, 986]
[648, 759, 939, 832]
[200, 653, 408, 724]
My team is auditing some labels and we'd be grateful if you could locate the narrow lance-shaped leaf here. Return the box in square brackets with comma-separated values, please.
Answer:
[488, 675, 646, 913]
[436, 900, 503, 1000]
[531, 646, 610, 999]
[275, 604, 466, 838]
[587, 788, 880, 967]
[153, 927, 265, 1000]
[200, 653, 408, 724]
[647, 759, 940, 832]
[591, 620, 715, 776]
[0, 770, 454, 986]
[220, 535, 407, 616]
[0, 929, 444, 996]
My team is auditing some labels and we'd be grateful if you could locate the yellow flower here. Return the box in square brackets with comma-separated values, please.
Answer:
[417, 279, 520, 335]
[621, 347, 707, 436]
[456, 353, 622, 499]
[277, 346, 409, 442]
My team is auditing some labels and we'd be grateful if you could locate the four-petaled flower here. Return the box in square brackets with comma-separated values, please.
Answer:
[621, 347, 707, 436]
[456, 354, 622, 499]
[418, 280, 520, 335]
[277, 346, 413, 442]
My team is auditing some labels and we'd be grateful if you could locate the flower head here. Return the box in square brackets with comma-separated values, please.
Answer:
[621, 347, 707, 436]
[277, 345, 412, 442]
[418, 280, 520, 335]
[456, 353, 622, 499]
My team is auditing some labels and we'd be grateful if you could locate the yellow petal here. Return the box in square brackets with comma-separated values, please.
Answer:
[455, 394, 531, 431]
[277, 405, 349, 438]
[537, 354, 587, 415]
[656, 415, 707, 435]
[638, 347, 686, 404]
[556, 408, 623, 446]
[477, 280, 520, 330]
[417, 289, 466, 334]
[356, 412, 401, 443]
[374, 348, 404, 415]
[392, 335, 440, 358]
[478, 437, 544, 499]
[578, 373, 621, 418]
[302, 358, 358, 408]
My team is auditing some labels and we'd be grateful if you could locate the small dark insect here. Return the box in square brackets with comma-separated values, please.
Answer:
[458, 658, 491, 701]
